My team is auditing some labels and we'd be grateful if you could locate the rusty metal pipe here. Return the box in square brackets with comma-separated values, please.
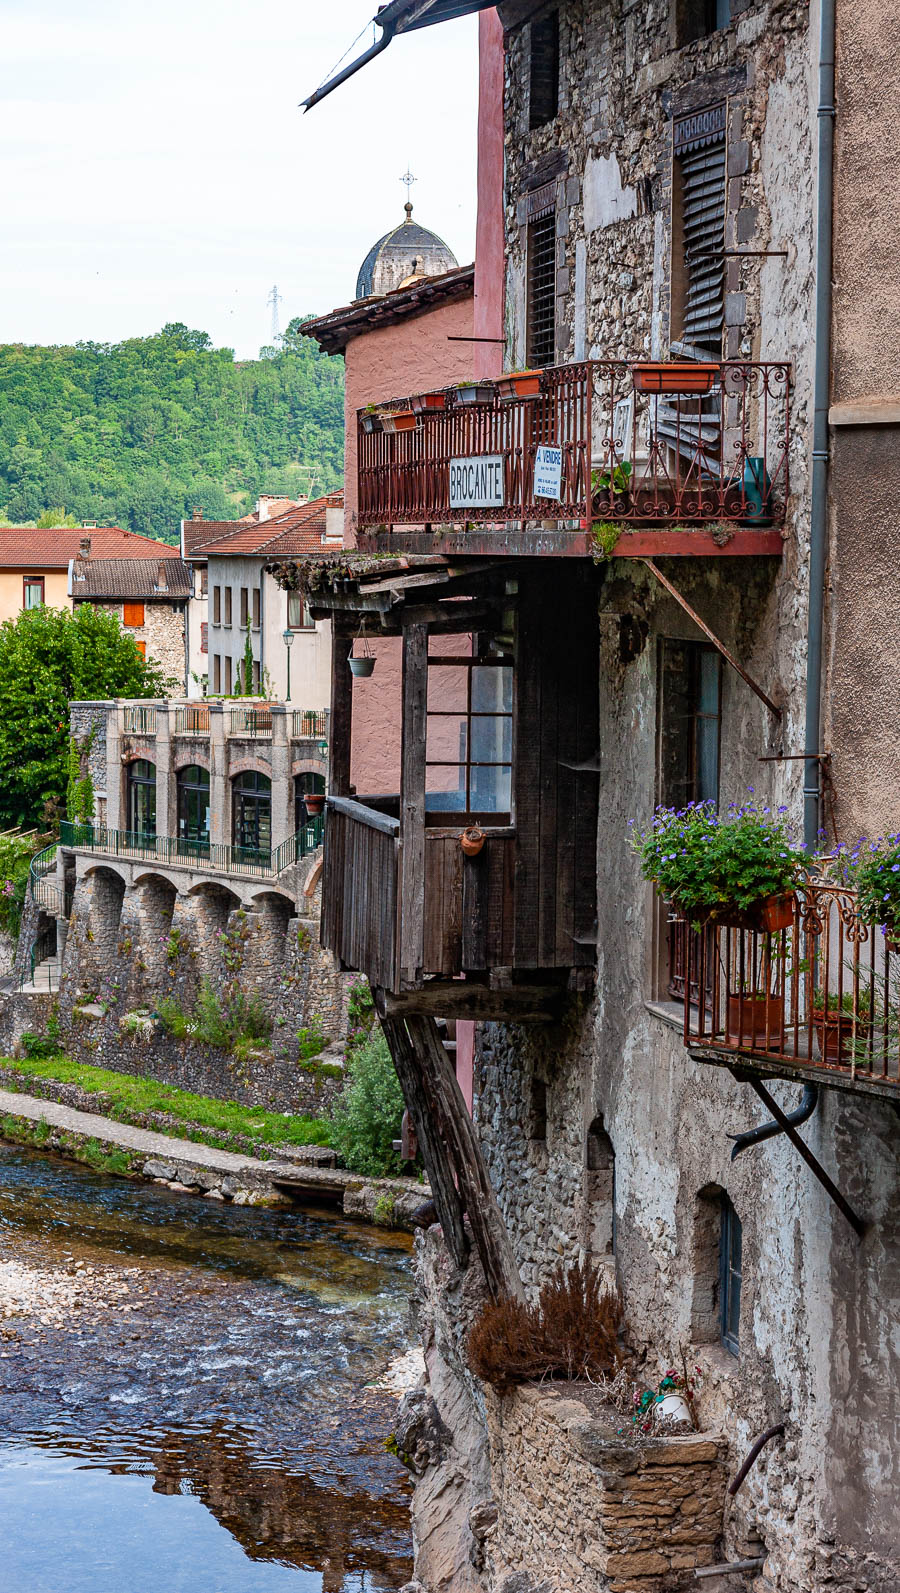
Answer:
[728, 1423, 786, 1496]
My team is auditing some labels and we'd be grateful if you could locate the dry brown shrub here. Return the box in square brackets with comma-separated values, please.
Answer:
[467, 1258, 624, 1388]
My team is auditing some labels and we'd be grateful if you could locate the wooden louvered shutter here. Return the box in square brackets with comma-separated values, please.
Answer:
[674, 106, 727, 354]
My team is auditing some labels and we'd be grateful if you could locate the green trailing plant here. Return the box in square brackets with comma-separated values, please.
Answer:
[236, 621, 255, 696]
[849, 835, 900, 942]
[66, 730, 96, 823]
[329, 1025, 405, 1178]
[296, 1016, 327, 1062]
[630, 797, 805, 927]
[346, 977, 376, 1057]
[467, 1259, 624, 1388]
[591, 460, 632, 496]
[591, 521, 621, 559]
[0, 829, 42, 938]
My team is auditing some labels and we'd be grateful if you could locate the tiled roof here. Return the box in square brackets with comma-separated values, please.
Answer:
[0, 527, 181, 568]
[70, 558, 193, 600]
[300, 265, 474, 354]
[195, 494, 344, 560]
[181, 499, 304, 559]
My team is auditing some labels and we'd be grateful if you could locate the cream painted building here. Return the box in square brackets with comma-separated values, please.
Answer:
[0, 526, 181, 624]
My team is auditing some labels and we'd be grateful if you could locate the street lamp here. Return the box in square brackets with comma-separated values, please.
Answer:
[282, 627, 294, 702]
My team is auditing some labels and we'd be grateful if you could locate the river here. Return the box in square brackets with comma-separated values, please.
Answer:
[0, 1142, 415, 1592]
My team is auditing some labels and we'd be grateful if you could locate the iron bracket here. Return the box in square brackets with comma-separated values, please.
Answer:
[642, 559, 782, 717]
[730, 1069, 868, 1238]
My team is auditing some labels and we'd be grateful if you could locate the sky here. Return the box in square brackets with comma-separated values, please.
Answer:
[0, 0, 479, 359]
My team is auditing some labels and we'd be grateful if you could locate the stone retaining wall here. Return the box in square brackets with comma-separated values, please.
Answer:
[484, 1385, 727, 1593]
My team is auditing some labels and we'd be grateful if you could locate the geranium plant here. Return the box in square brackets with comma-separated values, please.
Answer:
[631, 797, 805, 928]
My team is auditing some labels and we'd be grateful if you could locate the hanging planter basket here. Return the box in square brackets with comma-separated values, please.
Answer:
[496, 370, 543, 401]
[453, 383, 496, 406]
[360, 411, 383, 435]
[410, 391, 446, 414]
[380, 410, 417, 434]
[632, 362, 720, 395]
[303, 793, 326, 817]
[349, 656, 376, 678]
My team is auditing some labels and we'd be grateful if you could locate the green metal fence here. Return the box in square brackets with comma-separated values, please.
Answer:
[123, 704, 158, 735]
[228, 706, 273, 737]
[59, 816, 324, 878]
[291, 709, 328, 740]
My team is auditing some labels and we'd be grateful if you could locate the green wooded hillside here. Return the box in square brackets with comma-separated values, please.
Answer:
[0, 320, 344, 542]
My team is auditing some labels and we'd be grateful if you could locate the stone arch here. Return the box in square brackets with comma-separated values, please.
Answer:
[173, 751, 211, 774]
[227, 754, 274, 780]
[291, 755, 328, 778]
[584, 1115, 616, 1273]
[131, 872, 179, 995]
[188, 882, 242, 983]
[73, 865, 127, 992]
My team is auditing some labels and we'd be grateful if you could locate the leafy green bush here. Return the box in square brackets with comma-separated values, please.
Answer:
[156, 979, 272, 1050]
[0, 831, 41, 938]
[329, 1026, 405, 1178]
[631, 798, 805, 926]
[296, 1016, 327, 1061]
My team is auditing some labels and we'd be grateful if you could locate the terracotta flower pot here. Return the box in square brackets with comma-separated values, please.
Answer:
[349, 656, 375, 678]
[410, 391, 446, 414]
[360, 412, 383, 434]
[811, 1008, 868, 1064]
[632, 362, 720, 395]
[496, 371, 543, 400]
[460, 826, 486, 857]
[727, 991, 785, 1048]
[380, 410, 417, 434]
[758, 891, 796, 934]
[303, 794, 325, 818]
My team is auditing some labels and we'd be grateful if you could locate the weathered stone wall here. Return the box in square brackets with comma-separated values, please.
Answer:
[484, 1385, 727, 1593]
[68, 701, 110, 810]
[84, 601, 185, 694]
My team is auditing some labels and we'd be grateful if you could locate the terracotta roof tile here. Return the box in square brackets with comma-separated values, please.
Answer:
[0, 527, 179, 568]
[70, 558, 193, 600]
[196, 494, 344, 559]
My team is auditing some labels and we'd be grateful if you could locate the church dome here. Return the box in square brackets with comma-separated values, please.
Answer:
[355, 204, 458, 300]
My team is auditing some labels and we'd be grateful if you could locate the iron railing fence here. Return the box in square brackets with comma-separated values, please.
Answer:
[123, 704, 158, 735]
[291, 709, 328, 740]
[28, 842, 60, 914]
[174, 705, 210, 735]
[228, 706, 273, 738]
[683, 882, 900, 1097]
[357, 360, 791, 533]
[58, 817, 323, 879]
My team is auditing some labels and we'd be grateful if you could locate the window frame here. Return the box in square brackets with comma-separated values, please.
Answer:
[425, 653, 514, 824]
[23, 576, 45, 610]
[659, 638, 723, 1003]
[240, 586, 249, 628]
[252, 587, 261, 630]
[126, 757, 156, 838]
[224, 586, 233, 627]
[526, 207, 557, 369]
[213, 585, 221, 624]
[719, 1194, 742, 1356]
[287, 590, 314, 630]
[123, 601, 145, 628]
[529, 9, 559, 130]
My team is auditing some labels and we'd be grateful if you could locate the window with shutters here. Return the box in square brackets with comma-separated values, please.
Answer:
[672, 105, 726, 355]
[252, 587, 260, 629]
[213, 585, 221, 624]
[135, 640, 147, 660]
[240, 587, 248, 628]
[213, 654, 221, 693]
[123, 602, 145, 628]
[224, 586, 233, 626]
[529, 11, 559, 129]
[200, 621, 208, 655]
[659, 639, 722, 1004]
[527, 208, 557, 368]
[225, 655, 232, 694]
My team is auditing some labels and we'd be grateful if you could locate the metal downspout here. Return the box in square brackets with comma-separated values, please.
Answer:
[727, 1082, 819, 1160]
[804, 0, 837, 849]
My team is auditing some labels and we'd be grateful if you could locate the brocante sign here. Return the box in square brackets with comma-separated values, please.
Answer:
[449, 455, 505, 510]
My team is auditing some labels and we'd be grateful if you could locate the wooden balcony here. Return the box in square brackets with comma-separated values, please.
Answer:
[356, 359, 790, 558]
[682, 883, 900, 1101]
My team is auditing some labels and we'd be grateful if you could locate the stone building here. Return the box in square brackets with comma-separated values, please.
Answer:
[68, 554, 195, 692]
[301, 3, 900, 1591]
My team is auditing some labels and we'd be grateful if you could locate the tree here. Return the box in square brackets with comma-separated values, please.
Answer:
[0, 606, 171, 827]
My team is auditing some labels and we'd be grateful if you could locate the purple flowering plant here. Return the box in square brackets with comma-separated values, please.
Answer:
[631, 798, 805, 927]
[847, 835, 900, 939]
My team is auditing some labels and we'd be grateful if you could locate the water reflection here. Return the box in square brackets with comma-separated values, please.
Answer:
[0, 1144, 415, 1591]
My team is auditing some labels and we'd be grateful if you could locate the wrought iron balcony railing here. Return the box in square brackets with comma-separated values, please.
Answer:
[291, 709, 328, 740]
[123, 704, 158, 735]
[228, 705, 272, 738]
[682, 882, 900, 1099]
[58, 818, 323, 879]
[174, 705, 210, 735]
[357, 360, 790, 543]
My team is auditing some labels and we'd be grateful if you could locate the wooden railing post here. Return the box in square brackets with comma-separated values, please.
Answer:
[329, 618, 354, 798]
[399, 621, 427, 987]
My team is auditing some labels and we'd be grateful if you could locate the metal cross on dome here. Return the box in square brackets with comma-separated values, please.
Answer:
[400, 168, 417, 204]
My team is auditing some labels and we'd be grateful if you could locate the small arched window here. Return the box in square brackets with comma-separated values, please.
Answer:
[127, 759, 156, 839]
[232, 770, 271, 857]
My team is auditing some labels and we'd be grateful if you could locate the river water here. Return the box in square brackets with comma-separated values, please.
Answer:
[0, 1143, 415, 1592]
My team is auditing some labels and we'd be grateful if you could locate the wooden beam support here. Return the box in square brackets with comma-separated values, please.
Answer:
[375, 981, 565, 1023]
[329, 619, 354, 798]
[381, 1015, 469, 1269]
[642, 558, 782, 718]
[399, 621, 428, 987]
[407, 1015, 525, 1302]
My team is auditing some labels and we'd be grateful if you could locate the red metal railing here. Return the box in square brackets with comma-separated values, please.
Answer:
[357, 361, 791, 532]
[684, 883, 900, 1098]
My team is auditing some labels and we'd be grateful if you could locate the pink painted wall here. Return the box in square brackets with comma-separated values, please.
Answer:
[455, 1020, 476, 1115]
[343, 296, 475, 545]
[474, 9, 506, 380]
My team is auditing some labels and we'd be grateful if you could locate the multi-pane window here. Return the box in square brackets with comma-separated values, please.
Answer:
[425, 656, 513, 819]
[529, 10, 559, 129]
[232, 770, 271, 855]
[527, 209, 557, 368]
[127, 759, 156, 838]
[660, 639, 722, 1000]
[720, 1195, 742, 1355]
[177, 764, 210, 847]
[23, 577, 44, 610]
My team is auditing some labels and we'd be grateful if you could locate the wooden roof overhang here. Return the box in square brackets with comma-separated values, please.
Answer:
[266, 553, 515, 636]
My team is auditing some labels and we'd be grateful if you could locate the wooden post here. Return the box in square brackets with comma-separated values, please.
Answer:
[407, 1014, 525, 1303]
[399, 622, 427, 987]
[329, 618, 354, 797]
[380, 1014, 469, 1269]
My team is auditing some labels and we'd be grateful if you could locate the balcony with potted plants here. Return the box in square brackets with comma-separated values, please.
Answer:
[355, 359, 791, 558]
[635, 804, 900, 1102]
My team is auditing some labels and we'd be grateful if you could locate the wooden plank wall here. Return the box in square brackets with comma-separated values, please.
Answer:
[321, 801, 399, 991]
[423, 833, 515, 977]
[513, 564, 598, 969]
